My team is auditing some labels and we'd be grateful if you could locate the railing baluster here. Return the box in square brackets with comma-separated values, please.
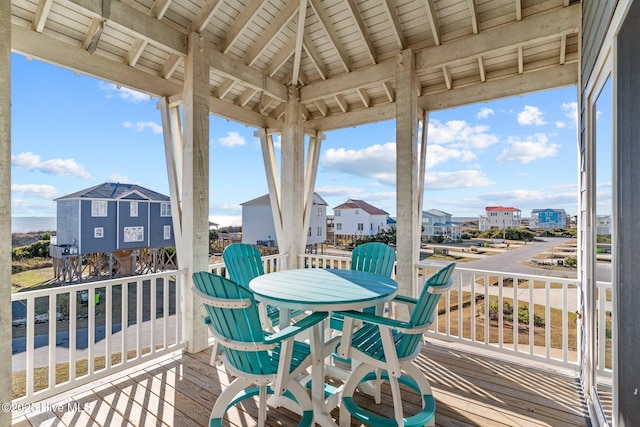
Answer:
[48, 294, 56, 390]
[106, 285, 112, 370]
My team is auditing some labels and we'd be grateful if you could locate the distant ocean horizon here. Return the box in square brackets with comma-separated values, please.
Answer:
[452, 217, 479, 222]
[12, 217, 56, 233]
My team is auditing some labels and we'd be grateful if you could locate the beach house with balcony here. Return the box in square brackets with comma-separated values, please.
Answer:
[421, 209, 460, 240]
[530, 208, 568, 230]
[479, 206, 522, 231]
[333, 199, 389, 244]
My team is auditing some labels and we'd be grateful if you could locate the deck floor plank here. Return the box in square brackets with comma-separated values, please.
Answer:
[12, 340, 590, 427]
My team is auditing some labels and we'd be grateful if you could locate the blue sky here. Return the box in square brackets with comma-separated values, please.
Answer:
[11, 53, 581, 226]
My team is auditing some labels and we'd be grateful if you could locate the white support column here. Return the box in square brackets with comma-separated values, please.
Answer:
[395, 49, 419, 318]
[158, 97, 184, 255]
[417, 109, 429, 263]
[281, 86, 306, 268]
[300, 131, 324, 245]
[181, 33, 210, 353]
[257, 128, 284, 247]
[0, 0, 11, 421]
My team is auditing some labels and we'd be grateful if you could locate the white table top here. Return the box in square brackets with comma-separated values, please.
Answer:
[249, 268, 398, 312]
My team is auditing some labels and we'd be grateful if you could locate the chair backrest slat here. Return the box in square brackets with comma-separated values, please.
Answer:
[223, 243, 265, 287]
[351, 242, 396, 278]
[193, 272, 274, 375]
[396, 262, 456, 358]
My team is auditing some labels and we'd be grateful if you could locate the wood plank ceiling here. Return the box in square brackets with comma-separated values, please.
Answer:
[10, 0, 581, 131]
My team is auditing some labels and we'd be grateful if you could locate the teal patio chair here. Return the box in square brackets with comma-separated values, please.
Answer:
[192, 272, 326, 427]
[335, 262, 456, 427]
[330, 242, 396, 331]
[223, 243, 280, 330]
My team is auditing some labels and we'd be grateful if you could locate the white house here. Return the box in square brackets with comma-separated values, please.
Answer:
[333, 199, 389, 241]
[422, 209, 461, 240]
[241, 193, 328, 248]
[479, 206, 522, 231]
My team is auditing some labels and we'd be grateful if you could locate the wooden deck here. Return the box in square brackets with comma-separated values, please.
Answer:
[12, 340, 590, 426]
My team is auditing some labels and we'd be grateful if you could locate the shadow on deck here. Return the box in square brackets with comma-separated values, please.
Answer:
[12, 339, 590, 426]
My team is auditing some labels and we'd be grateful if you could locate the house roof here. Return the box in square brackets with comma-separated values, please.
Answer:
[424, 209, 451, 217]
[56, 183, 170, 202]
[10, 0, 580, 132]
[242, 192, 327, 206]
[333, 199, 388, 216]
[531, 208, 567, 213]
[485, 206, 521, 212]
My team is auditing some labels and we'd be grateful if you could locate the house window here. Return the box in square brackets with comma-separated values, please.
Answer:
[92, 201, 107, 217]
[357, 223, 364, 231]
[94, 227, 104, 238]
[317, 226, 322, 236]
[308, 227, 312, 237]
[161, 203, 171, 217]
[317, 207, 322, 217]
[370, 224, 373, 231]
[336, 223, 342, 230]
[355, 209, 359, 215]
[124, 226, 144, 242]
[335, 210, 341, 217]
[130, 201, 138, 217]
[164, 225, 171, 240]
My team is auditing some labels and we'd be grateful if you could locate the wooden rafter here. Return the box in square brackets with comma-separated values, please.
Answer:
[126, 39, 148, 67]
[217, 0, 265, 53]
[216, 79, 235, 99]
[334, 94, 348, 113]
[560, 34, 567, 64]
[189, 0, 222, 34]
[345, 0, 378, 64]
[265, 37, 296, 77]
[308, 0, 352, 72]
[382, 0, 407, 49]
[32, 0, 54, 32]
[314, 99, 329, 116]
[151, 0, 173, 19]
[517, 45, 523, 74]
[442, 65, 452, 89]
[424, 0, 441, 45]
[516, 0, 522, 21]
[469, 0, 479, 34]
[81, 18, 101, 50]
[303, 31, 328, 79]
[357, 88, 370, 107]
[162, 53, 181, 79]
[383, 81, 395, 102]
[478, 56, 486, 82]
[244, 0, 299, 67]
[291, 0, 308, 86]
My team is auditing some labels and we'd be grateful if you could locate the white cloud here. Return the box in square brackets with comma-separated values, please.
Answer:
[479, 189, 577, 207]
[517, 105, 547, 126]
[217, 131, 247, 147]
[496, 133, 559, 163]
[427, 120, 499, 149]
[426, 144, 477, 168]
[555, 121, 566, 128]
[99, 82, 149, 103]
[477, 107, 495, 119]
[107, 173, 132, 183]
[11, 184, 59, 200]
[562, 102, 578, 126]
[321, 143, 396, 186]
[424, 170, 494, 190]
[123, 121, 163, 134]
[12, 152, 91, 179]
[315, 186, 366, 198]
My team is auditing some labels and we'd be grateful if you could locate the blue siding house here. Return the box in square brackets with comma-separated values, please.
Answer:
[54, 183, 175, 255]
[530, 208, 568, 230]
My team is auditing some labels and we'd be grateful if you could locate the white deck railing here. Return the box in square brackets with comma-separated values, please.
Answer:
[11, 269, 186, 403]
[208, 252, 289, 276]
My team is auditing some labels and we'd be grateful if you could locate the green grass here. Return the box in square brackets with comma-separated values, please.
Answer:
[12, 267, 55, 292]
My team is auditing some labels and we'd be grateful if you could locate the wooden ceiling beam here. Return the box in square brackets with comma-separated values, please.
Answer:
[126, 39, 148, 67]
[469, 0, 479, 34]
[419, 62, 578, 111]
[308, 0, 352, 72]
[216, 79, 235, 99]
[265, 37, 296, 77]
[346, 0, 378, 64]
[560, 34, 567, 64]
[515, 0, 522, 21]
[188, 0, 223, 34]
[423, 0, 441, 46]
[64, 0, 186, 55]
[32, 0, 54, 33]
[382, 0, 406, 49]
[291, 0, 308, 85]
[151, 0, 172, 19]
[244, 0, 299, 66]
[217, 0, 265, 53]
[300, 60, 395, 102]
[478, 56, 486, 82]
[81, 18, 101, 50]
[357, 88, 370, 107]
[415, 4, 579, 70]
[162, 53, 181, 79]
[303, 34, 328, 80]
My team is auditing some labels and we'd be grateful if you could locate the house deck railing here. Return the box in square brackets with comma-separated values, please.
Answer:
[11, 269, 186, 404]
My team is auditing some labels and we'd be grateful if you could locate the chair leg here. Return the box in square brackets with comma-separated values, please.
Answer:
[388, 374, 404, 426]
[210, 377, 253, 424]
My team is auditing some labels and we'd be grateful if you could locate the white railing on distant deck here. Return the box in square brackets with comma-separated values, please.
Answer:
[11, 270, 186, 404]
[595, 280, 613, 379]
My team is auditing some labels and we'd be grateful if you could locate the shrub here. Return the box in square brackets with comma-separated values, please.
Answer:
[486, 300, 544, 327]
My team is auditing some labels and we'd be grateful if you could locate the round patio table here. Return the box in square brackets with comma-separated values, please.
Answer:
[249, 267, 398, 427]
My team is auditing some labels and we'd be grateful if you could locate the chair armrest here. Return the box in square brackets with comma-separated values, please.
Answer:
[336, 310, 428, 334]
[392, 294, 417, 305]
[264, 312, 328, 344]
